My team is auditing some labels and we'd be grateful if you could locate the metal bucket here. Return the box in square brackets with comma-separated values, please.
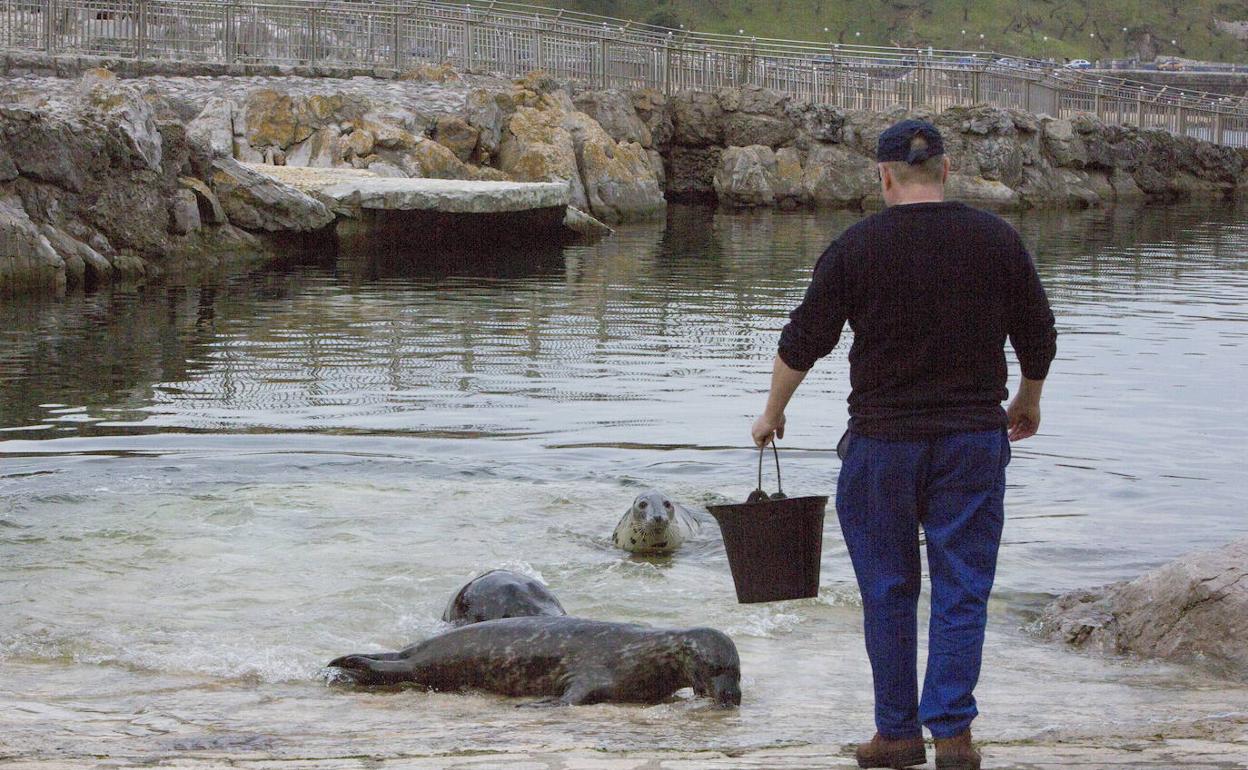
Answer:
[707, 443, 828, 604]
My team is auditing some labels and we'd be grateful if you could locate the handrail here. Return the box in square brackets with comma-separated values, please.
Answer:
[0, 0, 1243, 142]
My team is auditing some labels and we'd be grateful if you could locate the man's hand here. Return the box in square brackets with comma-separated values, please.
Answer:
[1006, 377, 1045, 442]
[752, 412, 785, 447]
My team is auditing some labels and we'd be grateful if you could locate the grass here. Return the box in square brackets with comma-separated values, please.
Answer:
[519, 0, 1248, 64]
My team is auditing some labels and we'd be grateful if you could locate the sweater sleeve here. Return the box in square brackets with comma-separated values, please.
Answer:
[1007, 238, 1058, 381]
[777, 242, 849, 372]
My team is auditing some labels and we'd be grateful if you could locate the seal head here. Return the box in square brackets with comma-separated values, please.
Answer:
[612, 490, 700, 554]
[441, 569, 566, 626]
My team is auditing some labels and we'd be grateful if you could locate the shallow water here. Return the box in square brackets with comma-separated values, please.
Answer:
[1, 202, 1247, 759]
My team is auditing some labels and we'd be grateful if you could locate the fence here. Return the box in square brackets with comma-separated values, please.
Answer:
[3, 0, 1247, 147]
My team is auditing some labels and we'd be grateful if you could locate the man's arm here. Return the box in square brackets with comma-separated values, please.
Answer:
[751, 356, 808, 446]
[751, 244, 849, 447]
[1006, 237, 1057, 442]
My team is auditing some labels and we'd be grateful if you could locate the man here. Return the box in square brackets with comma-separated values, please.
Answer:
[750, 120, 1056, 770]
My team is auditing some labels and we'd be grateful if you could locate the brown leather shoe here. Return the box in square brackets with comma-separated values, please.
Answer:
[855, 733, 927, 769]
[934, 729, 981, 770]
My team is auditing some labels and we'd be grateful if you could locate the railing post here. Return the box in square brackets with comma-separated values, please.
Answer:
[1214, 110, 1224, 145]
[600, 36, 609, 88]
[663, 39, 672, 96]
[43, 0, 53, 54]
[464, 20, 474, 70]
[1136, 89, 1144, 127]
[136, 0, 147, 60]
[971, 69, 981, 104]
[392, 13, 401, 69]
[305, 4, 317, 64]
[224, 2, 235, 62]
[534, 25, 543, 71]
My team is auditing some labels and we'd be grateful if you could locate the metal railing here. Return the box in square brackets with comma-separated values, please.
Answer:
[3, 0, 1246, 147]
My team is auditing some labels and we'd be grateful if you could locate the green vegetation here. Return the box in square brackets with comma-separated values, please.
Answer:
[522, 0, 1248, 63]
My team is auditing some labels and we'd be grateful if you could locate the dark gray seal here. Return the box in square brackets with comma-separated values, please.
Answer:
[327, 616, 741, 707]
[441, 569, 566, 626]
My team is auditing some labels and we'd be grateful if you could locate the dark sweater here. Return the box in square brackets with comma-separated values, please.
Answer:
[778, 201, 1057, 440]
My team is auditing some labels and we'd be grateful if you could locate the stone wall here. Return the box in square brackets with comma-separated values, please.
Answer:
[5, 58, 1248, 296]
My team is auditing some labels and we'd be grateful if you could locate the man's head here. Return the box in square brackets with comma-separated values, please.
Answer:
[876, 119, 950, 205]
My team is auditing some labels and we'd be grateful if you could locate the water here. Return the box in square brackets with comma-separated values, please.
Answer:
[2, 203, 1247, 761]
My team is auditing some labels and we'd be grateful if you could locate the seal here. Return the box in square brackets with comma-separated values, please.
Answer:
[441, 569, 567, 626]
[328, 616, 742, 707]
[612, 490, 700, 554]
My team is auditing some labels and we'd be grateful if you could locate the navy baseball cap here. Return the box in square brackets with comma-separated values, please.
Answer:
[877, 119, 944, 164]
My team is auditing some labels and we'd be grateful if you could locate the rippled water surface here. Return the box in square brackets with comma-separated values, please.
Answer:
[2, 203, 1247, 760]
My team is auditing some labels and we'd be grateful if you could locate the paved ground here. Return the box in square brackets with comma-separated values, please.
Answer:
[5, 736, 1248, 770]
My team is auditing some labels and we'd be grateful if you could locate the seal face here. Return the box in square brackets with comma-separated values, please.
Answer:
[441, 569, 567, 626]
[328, 616, 742, 708]
[612, 490, 701, 554]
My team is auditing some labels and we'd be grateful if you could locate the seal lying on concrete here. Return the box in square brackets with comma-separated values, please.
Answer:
[328, 616, 742, 707]
[612, 490, 701, 554]
[441, 569, 567, 626]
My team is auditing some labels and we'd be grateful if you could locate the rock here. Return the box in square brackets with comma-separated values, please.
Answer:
[308, 177, 571, 215]
[803, 144, 877, 207]
[497, 105, 587, 210]
[714, 145, 778, 208]
[647, 149, 666, 191]
[723, 113, 797, 149]
[1042, 117, 1087, 168]
[563, 111, 665, 223]
[1036, 538, 1248, 678]
[563, 205, 613, 242]
[342, 129, 375, 159]
[110, 252, 148, 280]
[788, 101, 845, 144]
[81, 75, 163, 170]
[773, 147, 807, 207]
[209, 158, 335, 232]
[243, 89, 303, 150]
[186, 98, 235, 157]
[171, 188, 201, 234]
[0, 107, 89, 192]
[465, 89, 517, 158]
[0, 137, 16, 182]
[630, 88, 673, 148]
[432, 115, 481, 163]
[573, 90, 651, 147]
[286, 126, 343, 168]
[946, 174, 1021, 207]
[0, 199, 65, 294]
[1109, 168, 1144, 199]
[970, 136, 1024, 188]
[670, 90, 724, 147]
[666, 146, 723, 198]
[39, 223, 111, 286]
[178, 176, 228, 224]
[366, 159, 407, 178]
[735, 86, 790, 118]
[397, 138, 470, 180]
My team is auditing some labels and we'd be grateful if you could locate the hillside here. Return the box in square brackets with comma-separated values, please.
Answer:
[522, 0, 1248, 64]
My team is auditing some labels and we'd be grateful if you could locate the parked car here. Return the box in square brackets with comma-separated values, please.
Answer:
[1157, 58, 1184, 71]
[1064, 59, 1093, 69]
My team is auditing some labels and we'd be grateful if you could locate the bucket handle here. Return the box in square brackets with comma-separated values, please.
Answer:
[747, 441, 787, 503]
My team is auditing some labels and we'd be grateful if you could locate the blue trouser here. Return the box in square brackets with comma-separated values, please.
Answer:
[836, 428, 1009, 740]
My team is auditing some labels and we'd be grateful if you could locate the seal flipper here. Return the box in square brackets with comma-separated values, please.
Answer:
[327, 654, 415, 686]
[558, 675, 614, 706]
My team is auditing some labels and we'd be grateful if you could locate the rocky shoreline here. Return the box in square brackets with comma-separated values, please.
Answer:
[3, 56, 1248, 296]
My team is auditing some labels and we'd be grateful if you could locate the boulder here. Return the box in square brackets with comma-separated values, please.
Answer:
[286, 125, 343, 168]
[342, 129, 375, 159]
[788, 101, 846, 144]
[773, 147, 807, 207]
[723, 113, 797, 149]
[666, 146, 723, 198]
[39, 223, 112, 286]
[1042, 117, 1088, 168]
[0, 199, 65, 294]
[465, 88, 517, 159]
[243, 89, 304, 150]
[803, 144, 877, 207]
[80, 75, 163, 170]
[186, 98, 235, 157]
[630, 88, 673, 148]
[179, 176, 228, 224]
[432, 115, 481, 163]
[209, 157, 334, 232]
[946, 174, 1022, 208]
[563, 111, 665, 222]
[1036, 538, 1248, 678]
[497, 105, 587, 210]
[573, 90, 651, 147]
[397, 138, 471, 180]
[714, 145, 778, 208]
[670, 90, 724, 147]
[563, 205, 614, 242]
[171, 188, 202, 234]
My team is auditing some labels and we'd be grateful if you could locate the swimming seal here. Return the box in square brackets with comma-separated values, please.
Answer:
[328, 616, 742, 707]
[612, 490, 700, 554]
[441, 569, 567, 626]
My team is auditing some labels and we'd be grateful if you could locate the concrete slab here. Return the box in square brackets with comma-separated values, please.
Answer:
[245, 165, 571, 214]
